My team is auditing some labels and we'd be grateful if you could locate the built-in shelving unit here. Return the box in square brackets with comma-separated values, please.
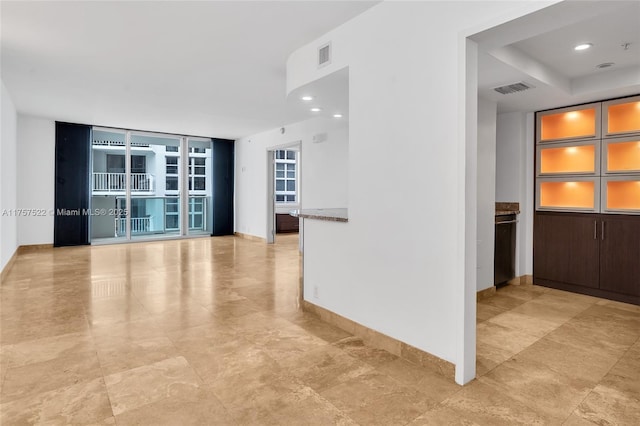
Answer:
[534, 95, 640, 305]
[535, 95, 640, 214]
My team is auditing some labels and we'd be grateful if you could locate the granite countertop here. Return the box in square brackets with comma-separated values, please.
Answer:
[496, 202, 520, 216]
[289, 208, 348, 222]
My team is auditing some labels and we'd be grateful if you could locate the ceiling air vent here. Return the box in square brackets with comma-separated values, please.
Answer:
[318, 42, 331, 68]
[493, 82, 534, 95]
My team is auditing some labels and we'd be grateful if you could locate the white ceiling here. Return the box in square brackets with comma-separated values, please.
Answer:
[2, 1, 639, 139]
[476, 1, 640, 113]
[287, 66, 349, 122]
[511, 6, 640, 80]
[0, 1, 376, 139]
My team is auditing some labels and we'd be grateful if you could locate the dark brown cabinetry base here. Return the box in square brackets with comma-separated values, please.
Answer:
[276, 213, 299, 234]
[599, 215, 640, 297]
[534, 211, 640, 305]
[534, 212, 600, 289]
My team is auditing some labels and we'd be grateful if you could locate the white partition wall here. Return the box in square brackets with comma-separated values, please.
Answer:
[1, 81, 18, 272]
[284, 1, 558, 384]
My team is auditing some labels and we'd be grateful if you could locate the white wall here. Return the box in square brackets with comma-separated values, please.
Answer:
[496, 111, 535, 276]
[17, 115, 55, 246]
[477, 97, 497, 291]
[496, 113, 525, 202]
[286, 1, 553, 384]
[235, 116, 348, 238]
[1, 81, 18, 272]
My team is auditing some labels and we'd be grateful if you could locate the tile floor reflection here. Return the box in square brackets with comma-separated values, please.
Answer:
[1, 234, 638, 425]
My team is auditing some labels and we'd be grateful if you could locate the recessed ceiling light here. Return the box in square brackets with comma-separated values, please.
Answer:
[310, 107, 322, 112]
[333, 114, 343, 118]
[301, 96, 313, 101]
[574, 43, 593, 51]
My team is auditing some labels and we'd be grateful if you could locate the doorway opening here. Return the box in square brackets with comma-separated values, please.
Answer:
[266, 142, 301, 245]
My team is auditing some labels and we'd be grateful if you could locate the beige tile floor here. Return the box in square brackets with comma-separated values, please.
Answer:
[1, 234, 638, 425]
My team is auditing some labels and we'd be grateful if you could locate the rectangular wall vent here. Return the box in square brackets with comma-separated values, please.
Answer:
[493, 82, 534, 95]
[313, 133, 328, 143]
[318, 42, 331, 68]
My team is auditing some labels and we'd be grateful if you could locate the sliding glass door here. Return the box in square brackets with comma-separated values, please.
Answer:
[129, 133, 182, 241]
[91, 128, 128, 243]
[90, 128, 212, 244]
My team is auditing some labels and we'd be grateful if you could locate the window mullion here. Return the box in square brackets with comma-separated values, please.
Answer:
[125, 131, 132, 240]
[181, 137, 189, 235]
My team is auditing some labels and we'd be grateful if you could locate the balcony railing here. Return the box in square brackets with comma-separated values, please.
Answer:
[114, 217, 152, 237]
[93, 173, 154, 193]
[93, 140, 150, 148]
[89, 196, 211, 240]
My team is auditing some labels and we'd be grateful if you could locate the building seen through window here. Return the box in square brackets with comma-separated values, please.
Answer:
[275, 150, 297, 203]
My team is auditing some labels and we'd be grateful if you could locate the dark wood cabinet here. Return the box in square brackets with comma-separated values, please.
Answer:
[599, 215, 640, 296]
[276, 213, 299, 233]
[534, 212, 600, 289]
[534, 211, 640, 304]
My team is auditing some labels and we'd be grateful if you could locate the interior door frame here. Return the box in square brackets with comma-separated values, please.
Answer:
[266, 141, 302, 244]
[266, 150, 275, 244]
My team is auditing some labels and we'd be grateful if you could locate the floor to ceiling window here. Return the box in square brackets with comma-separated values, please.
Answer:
[90, 127, 213, 244]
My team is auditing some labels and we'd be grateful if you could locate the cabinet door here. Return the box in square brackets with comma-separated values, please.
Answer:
[534, 213, 600, 288]
[276, 213, 299, 233]
[600, 216, 640, 296]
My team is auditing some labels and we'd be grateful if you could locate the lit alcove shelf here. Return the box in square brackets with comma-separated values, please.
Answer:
[604, 137, 640, 174]
[603, 178, 640, 212]
[604, 96, 640, 136]
[538, 179, 597, 211]
[537, 102, 599, 143]
[538, 142, 597, 175]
